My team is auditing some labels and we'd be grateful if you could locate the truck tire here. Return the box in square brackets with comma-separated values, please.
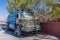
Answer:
[14, 24, 22, 36]
[6, 23, 10, 31]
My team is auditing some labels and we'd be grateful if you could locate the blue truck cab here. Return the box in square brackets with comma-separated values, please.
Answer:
[8, 11, 17, 30]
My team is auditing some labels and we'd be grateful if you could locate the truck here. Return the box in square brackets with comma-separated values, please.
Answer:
[7, 10, 41, 36]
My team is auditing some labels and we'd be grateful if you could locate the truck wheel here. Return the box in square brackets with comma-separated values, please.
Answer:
[14, 24, 22, 36]
[6, 23, 10, 31]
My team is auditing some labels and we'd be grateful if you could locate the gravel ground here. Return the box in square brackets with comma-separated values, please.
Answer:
[0, 24, 59, 40]
[0, 27, 59, 40]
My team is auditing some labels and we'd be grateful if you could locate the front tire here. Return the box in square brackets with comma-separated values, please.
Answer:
[14, 24, 22, 36]
[6, 23, 10, 31]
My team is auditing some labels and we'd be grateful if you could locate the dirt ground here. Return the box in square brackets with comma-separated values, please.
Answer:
[0, 27, 59, 40]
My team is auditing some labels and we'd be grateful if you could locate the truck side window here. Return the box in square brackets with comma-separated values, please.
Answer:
[17, 14, 18, 18]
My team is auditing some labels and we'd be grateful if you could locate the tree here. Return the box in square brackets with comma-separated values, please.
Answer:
[7, 0, 41, 11]
[7, 0, 15, 13]
[13, 0, 35, 10]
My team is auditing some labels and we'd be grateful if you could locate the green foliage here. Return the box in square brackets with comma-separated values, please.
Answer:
[7, 0, 14, 5]
[39, 0, 60, 22]
[7, 0, 15, 13]
[7, 0, 60, 21]
[7, 0, 41, 13]
[7, 0, 35, 12]
[13, 0, 35, 10]
[8, 7, 15, 13]
[53, 6, 60, 19]
[58, 0, 60, 2]
[45, 0, 54, 6]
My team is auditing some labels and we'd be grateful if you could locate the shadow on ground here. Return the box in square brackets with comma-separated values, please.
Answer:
[2, 28, 60, 40]
[2, 28, 37, 38]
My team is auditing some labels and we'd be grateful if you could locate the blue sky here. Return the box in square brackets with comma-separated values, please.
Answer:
[0, 0, 9, 20]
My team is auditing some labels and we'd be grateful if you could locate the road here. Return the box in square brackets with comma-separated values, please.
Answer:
[0, 25, 59, 40]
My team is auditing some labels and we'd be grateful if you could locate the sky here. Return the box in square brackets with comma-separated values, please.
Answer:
[0, 0, 9, 21]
